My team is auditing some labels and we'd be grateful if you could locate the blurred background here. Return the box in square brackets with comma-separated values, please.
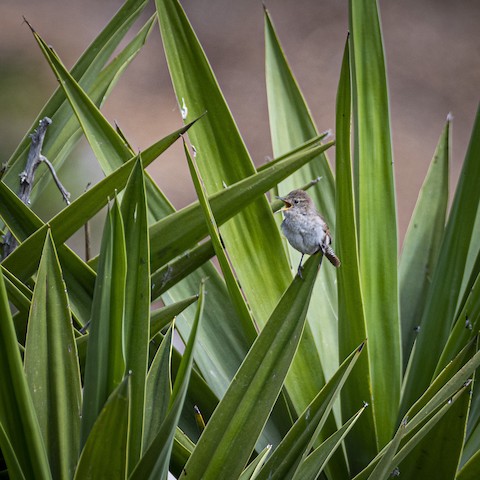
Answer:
[1, 0, 479, 255]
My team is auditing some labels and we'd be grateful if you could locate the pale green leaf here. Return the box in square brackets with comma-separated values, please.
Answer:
[399, 117, 450, 368]
[350, 0, 401, 447]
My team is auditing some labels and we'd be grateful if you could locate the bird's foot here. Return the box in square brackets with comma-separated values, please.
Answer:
[297, 265, 304, 279]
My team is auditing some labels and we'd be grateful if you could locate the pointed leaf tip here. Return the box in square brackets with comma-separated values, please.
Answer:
[357, 341, 366, 353]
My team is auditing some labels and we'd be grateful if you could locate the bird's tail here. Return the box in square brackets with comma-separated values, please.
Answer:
[323, 245, 341, 268]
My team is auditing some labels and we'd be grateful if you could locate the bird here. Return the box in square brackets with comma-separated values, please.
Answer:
[277, 189, 340, 278]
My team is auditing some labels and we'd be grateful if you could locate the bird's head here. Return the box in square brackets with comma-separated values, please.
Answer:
[276, 189, 314, 212]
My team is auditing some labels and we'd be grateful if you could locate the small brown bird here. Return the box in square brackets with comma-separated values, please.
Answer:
[277, 189, 340, 277]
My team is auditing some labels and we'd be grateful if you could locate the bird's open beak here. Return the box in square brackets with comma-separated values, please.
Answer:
[275, 195, 292, 211]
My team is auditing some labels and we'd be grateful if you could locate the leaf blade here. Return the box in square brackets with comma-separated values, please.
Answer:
[24, 232, 82, 479]
[81, 200, 127, 447]
[350, 0, 401, 447]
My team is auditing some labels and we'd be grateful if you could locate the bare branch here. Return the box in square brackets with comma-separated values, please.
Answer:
[17, 116, 52, 204]
[1, 117, 70, 259]
[40, 155, 71, 205]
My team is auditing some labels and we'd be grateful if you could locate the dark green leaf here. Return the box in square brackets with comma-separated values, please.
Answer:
[74, 377, 130, 479]
[0, 261, 50, 478]
[143, 326, 173, 450]
[120, 159, 151, 470]
[24, 232, 82, 478]
[81, 200, 126, 446]
[131, 281, 205, 479]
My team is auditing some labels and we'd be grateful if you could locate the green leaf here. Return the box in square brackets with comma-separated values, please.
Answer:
[45, 121, 197, 248]
[24, 232, 82, 479]
[435, 262, 480, 374]
[150, 295, 198, 337]
[1, 265, 32, 314]
[367, 419, 406, 480]
[81, 199, 127, 447]
[462, 355, 480, 466]
[458, 448, 480, 480]
[461, 197, 480, 302]
[0, 260, 51, 479]
[354, 338, 479, 479]
[0, 183, 95, 326]
[178, 254, 322, 480]
[335, 35, 377, 471]
[170, 429, 196, 478]
[255, 342, 365, 480]
[74, 376, 130, 480]
[399, 117, 450, 369]
[292, 406, 366, 480]
[0, 119, 194, 289]
[130, 281, 205, 479]
[143, 326, 173, 451]
[349, 0, 401, 447]
[120, 159, 151, 470]
[29, 27, 135, 177]
[0, 422, 24, 480]
[265, 6, 339, 388]
[402, 105, 480, 412]
[239, 445, 272, 480]
[184, 140, 257, 342]
[397, 378, 471, 480]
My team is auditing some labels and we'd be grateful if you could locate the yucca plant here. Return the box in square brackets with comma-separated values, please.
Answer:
[1, 0, 479, 479]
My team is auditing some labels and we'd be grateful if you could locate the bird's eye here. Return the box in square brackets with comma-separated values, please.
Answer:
[293, 199, 299, 204]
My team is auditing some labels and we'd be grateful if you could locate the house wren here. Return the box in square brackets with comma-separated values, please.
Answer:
[277, 189, 340, 277]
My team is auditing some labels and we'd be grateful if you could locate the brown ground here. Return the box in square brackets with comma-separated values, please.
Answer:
[1, 0, 479, 248]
